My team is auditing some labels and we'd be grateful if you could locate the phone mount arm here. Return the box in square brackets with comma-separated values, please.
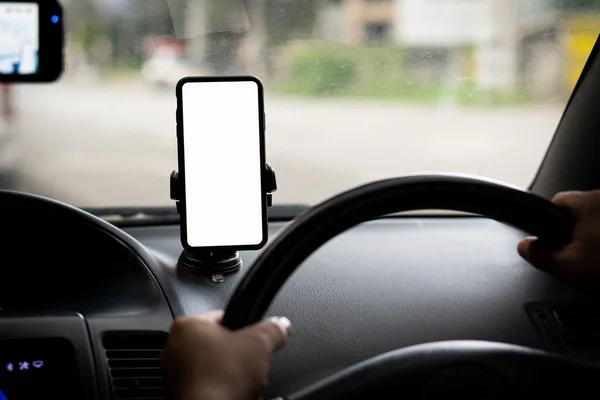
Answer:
[169, 164, 277, 279]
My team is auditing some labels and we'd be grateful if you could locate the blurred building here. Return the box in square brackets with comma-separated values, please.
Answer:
[318, 0, 573, 98]
[318, 0, 395, 46]
[396, 0, 562, 98]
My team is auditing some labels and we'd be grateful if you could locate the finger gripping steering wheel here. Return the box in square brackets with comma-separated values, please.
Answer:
[223, 175, 596, 398]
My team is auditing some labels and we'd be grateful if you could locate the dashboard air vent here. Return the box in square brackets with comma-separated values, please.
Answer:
[527, 302, 600, 362]
[103, 331, 169, 400]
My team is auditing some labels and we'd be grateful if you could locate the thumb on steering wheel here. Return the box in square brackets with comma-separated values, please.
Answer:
[517, 236, 580, 281]
[239, 316, 292, 353]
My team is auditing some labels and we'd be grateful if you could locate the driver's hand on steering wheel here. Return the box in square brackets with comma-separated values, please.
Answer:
[518, 190, 600, 285]
[161, 311, 292, 400]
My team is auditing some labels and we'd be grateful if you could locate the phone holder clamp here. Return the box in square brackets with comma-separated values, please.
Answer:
[170, 164, 277, 279]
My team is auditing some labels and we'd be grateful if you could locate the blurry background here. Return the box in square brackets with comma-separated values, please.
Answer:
[1, 0, 599, 207]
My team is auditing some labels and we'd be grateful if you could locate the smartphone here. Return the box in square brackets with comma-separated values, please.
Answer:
[0, 0, 64, 83]
[176, 76, 267, 251]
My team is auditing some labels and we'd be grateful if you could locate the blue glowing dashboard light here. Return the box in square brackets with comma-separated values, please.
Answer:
[51, 15, 59, 23]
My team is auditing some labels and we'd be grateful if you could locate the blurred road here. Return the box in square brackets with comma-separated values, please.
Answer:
[12, 82, 563, 208]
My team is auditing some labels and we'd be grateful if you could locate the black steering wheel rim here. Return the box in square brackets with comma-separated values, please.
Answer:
[221, 174, 590, 398]
[284, 340, 599, 399]
[223, 174, 574, 329]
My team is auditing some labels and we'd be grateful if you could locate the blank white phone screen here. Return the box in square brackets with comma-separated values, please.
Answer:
[182, 80, 263, 248]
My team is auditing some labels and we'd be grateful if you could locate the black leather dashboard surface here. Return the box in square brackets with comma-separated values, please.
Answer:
[124, 217, 584, 396]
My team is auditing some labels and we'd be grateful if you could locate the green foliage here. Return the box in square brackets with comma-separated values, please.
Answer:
[279, 42, 411, 96]
[275, 41, 530, 105]
[288, 48, 357, 95]
[280, 42, 414, 96]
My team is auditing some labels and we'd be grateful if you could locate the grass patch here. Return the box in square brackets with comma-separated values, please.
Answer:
[98, 64, 143, 83]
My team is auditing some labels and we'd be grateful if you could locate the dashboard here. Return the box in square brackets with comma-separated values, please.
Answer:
[0, 198, 593, 399]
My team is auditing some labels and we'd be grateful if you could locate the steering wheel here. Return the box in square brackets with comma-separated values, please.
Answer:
[222, 175, 600, 398]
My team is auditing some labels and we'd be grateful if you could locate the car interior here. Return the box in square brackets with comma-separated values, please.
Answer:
[2, 0, 600, 399]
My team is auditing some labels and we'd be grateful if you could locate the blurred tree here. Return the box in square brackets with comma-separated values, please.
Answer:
[263, 0, 320, 76]
[202, 0, 319, 75]
[60, 0, 176, 68]
[178, 0, 319, 76]
[65, 0, 319, 70]
[554, 0, 600, 10]
[202, 0, 247, 73]
[64, 0, 102, 54]
[264, 0, 319, 47]
[99, 0, 175, 66]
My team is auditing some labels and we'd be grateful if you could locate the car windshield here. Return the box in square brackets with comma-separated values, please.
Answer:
[2, 0, 599, 209]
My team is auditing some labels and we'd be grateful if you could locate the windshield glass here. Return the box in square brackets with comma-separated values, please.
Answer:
[3, 0, 599, 208]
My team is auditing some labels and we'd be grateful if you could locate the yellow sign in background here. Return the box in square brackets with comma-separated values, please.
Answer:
[564, 15, 599, 94]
